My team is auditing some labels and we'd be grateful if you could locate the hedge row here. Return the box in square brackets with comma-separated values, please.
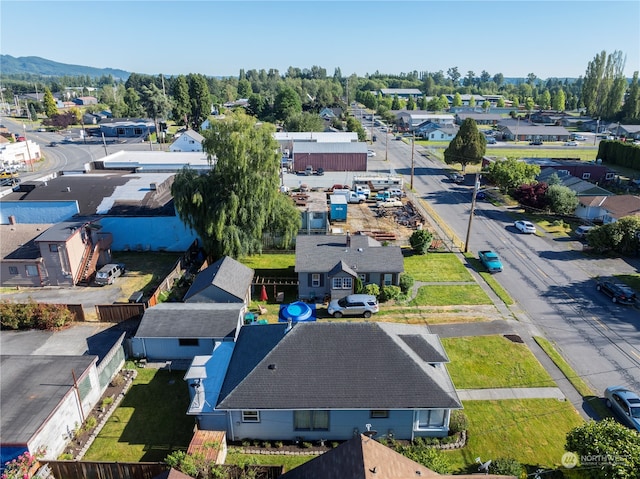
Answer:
[0, 299, 74, 330]
[597, 140, 640, 170]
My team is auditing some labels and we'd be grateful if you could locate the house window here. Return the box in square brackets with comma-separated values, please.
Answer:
[358, 273, 367, 283]
[25, 265, 38, 277]
[605, 172, 615, 180]
[179, 338, 199, 346]
[383, 273, 393, 286]
[49, 244, 58, 252]
[582, 172, 591, 180]
[311, 274, 320, 288]
[332, 277, 352, 289]
[294, 410, 329, 431]
[370, 410, 389, 419]
[8, 266, 18, 275]
[117, 128, 125, 135]
[416, 409, 445, 429]
[312, 212, 324, 220]
[134, 128, 143, 135]
[242, 410, 260, 422]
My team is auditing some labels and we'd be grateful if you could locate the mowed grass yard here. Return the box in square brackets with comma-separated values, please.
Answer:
[85, 252, 585, 471]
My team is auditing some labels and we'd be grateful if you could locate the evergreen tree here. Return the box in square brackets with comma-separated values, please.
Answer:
[187, 74, 211, 130]
[171, 75, 191, 126]
[444, 118, 486, 172]
[43, 87, 58, 118]
[621, 71, 640, 122]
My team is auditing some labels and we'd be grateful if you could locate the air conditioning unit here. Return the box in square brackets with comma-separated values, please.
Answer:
[149, 183, 157, 190]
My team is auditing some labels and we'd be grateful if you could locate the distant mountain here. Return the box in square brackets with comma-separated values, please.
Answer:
[0, 55, 130, 80]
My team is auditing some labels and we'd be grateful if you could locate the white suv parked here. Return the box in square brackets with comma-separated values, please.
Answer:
[327, 294, 379, 318]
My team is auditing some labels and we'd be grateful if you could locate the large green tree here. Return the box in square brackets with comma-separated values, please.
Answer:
[565, 419, 640, 479]
[546, 184, 579, 215]
[171, 112, 297, 258]
[187, 74, 211, 130]
[284, 111, 324, 132]
[274, 85, 302, 121]
[587, 216, 640, 255]
[43, 87, 58, 118]
[444, 118, 486, 172]
[485, 157, 540, 193]
[621, 71, 640, 122]
[171, 75, 191, 126]
[582, 50, 627, 119]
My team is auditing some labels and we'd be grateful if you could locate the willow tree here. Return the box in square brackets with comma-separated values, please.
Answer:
[171, 111, 298, 258]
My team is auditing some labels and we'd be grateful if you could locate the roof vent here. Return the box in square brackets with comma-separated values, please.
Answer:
[66, 186, 71, 192]
[268, 364, 277, 370]
[150, 182, 157, 190]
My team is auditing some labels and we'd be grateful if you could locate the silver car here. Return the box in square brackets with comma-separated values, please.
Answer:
[327, 294, 379, 318]
[604, 386, 640, 431]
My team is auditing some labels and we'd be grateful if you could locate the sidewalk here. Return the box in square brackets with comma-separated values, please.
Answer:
[457, 387, 565, 401]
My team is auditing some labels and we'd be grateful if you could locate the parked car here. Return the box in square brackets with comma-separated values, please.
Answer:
[604, 386, 640, 431]
[327, 294, 379, 318]
[573, 135, 587, 141]
[388, 188, 405, 198]
[564, 141, 578, 146]
[449, 173, 465, 184]
[486, 137, 497, 144]
[478, 250, 503, 273]
[48, 141, 58, 147]
[367, 150, 376, 157]
[575, 225, 594, 238]
[529, 140, 543, 146]
[94, 263, 126, 286]
[376, 198, 403, 208]
[514, 220, 536, 234]
[596, 280, 637, 305]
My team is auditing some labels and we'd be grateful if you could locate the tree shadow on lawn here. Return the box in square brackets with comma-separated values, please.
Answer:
[116, 369, 194, 462]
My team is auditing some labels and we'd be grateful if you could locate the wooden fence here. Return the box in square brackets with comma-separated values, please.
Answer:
[94, 304, 146, 323]
[43, 461, 283, 479]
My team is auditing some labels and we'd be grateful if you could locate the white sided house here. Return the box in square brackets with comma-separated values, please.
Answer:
[169, 129, 205, 152]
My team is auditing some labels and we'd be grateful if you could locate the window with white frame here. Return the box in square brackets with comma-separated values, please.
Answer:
[358, 273, 367, 283]
[383, 273, 393, 286]
[332, 277, 352, 289]
[25, 265, 38, 277]
[242, 410, 260, 422]
[294, 410, 329, 430]
[605, 172, 615, 180]
[582, 172, 591, 180]
[311, 274, 320, 288]
[415, 409, 445, 429]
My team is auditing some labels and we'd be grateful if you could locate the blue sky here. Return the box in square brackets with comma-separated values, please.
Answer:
[2, 0, 639, 79]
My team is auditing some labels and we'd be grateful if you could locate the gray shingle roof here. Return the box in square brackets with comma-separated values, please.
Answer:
[1, 355, 98, 444]
[295, 235, 404, 274]
[216, 322, 460, 410]
[135, 303, 243, 339]
[184, 256, 254, 302]
[1, 224, 52, 260]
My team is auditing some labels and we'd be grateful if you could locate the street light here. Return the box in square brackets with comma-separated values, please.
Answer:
[464, 173, 481, 253]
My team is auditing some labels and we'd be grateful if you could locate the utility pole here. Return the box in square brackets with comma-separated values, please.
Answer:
[464, 173, 481, 253]
[410, 133, 415, 190]
[385, 125, 389, 162]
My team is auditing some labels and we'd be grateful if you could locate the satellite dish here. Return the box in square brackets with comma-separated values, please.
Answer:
[363, 429, 377, 438]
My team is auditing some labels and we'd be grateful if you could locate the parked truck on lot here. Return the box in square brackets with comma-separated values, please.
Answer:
[331, 188, 366, 204]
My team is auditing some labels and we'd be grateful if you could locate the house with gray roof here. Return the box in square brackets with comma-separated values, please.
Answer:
[379, 88, 423, 99]
[575, 194, 640, 223]
[455, 112, 504, 125]
[184, 321, 461, 441]
[169, 129, 205, 152]
[131, 303, 245, 361]
[497, 122, 571, 142]
[396, 111, 455, 132]
[415, 123, 459, 141]
[0, 355, 100, 464]
[184, 256, 254, 304]
[295, 233, 404, 301]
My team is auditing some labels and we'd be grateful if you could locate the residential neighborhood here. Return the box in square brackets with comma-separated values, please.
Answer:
[1, 28, 640, 479]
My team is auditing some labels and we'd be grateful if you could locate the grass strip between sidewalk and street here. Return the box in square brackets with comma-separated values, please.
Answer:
[464, 254, 514, 305]
[533, 336, 612, 420]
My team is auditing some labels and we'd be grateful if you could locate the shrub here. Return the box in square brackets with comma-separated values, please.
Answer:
[448, 410, 468, 434]
[274, 441, 283, 449]
[398, 274, 414, 295]
[488, 457, 525, 477]
[301, 442, 313, 449]
[363, 283, 380, 297]
[409, 230, 433, 254]
[0, 299, 73, 331]
[262, 441, 271, 448]
[380, 285, 401, 302]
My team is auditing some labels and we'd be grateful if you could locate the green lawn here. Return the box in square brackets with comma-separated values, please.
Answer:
[84, 366, 193, 462]
[442, 336, 554, 388]
[239, 253, 295, 271]
[445, 399, 584, 472]
[408, 284, 492, 306]
[486, 147, 598, 162]
[403, 252, 475, 282]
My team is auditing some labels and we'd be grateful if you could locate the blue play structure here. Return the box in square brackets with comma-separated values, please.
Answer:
[278, 301, 317, 322]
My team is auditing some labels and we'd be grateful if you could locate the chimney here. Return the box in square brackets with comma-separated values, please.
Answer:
[8, 215, 16, 225]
